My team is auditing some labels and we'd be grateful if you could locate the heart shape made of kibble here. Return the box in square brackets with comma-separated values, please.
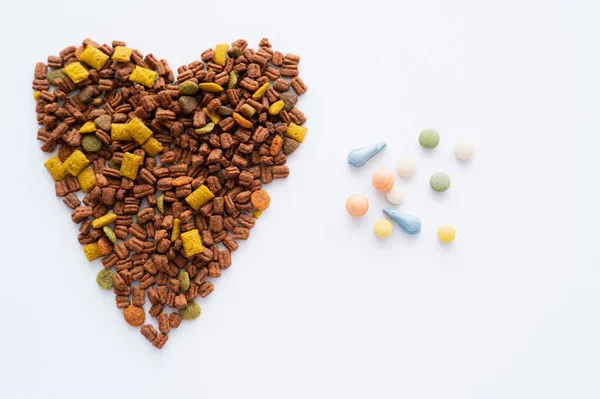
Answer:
[33, 37, 308, 349]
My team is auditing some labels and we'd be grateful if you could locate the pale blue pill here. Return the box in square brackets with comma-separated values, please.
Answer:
[347, 142, 387, 167]
[382, 209, 421, 235]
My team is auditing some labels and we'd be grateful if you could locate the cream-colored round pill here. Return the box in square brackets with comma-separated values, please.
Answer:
[386, 183, 404, 205]
[396, 155, 416, 177]
[454, 139, 475, 160]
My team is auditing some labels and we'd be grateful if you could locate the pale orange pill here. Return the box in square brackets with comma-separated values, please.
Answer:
[346, 194, 369, 217]
[372, 168, 395, 191]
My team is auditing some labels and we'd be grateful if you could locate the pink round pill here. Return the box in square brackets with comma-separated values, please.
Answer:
[372, 168, 395, 191]
[346, 194, 369, 217]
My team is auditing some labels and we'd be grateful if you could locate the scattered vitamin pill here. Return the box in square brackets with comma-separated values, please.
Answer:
[346, 194, 369, 217]
[419, 128, 440, 149]
[430, 171, 451, 192]
[386, 183, 405, 205]
[454, 139, 475, 160]
[347, 142, 387, 167]
[383, 209, 421, 235]
[81, 134, 102, 152]
[123, 305, 145, 327]
[96, 269, 115, 290]
[374, 219, 393, 238]
[372, 168, 395, 191]
[437, 224, 456, 243]
[396, 155, 416, 177]
[179, 301, 201, 320]
[251, 190, 271, 210]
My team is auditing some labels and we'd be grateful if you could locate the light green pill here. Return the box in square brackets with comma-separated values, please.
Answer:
[430, 172, 451, 192]
[419, 128, 440, 149]
[81, 134, 103, 152]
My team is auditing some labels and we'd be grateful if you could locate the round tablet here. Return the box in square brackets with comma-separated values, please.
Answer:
[346, 194, 369, 217]
[430, 172, 451, 192]
[372, 168, 395, 191]
[374, 219, 393, 238]
[396, 155, 416, 177]
[419, 128, 440, 149]
[455, 139, 475, 160]
[437, 224, 456, 243]
[386, 183, 404, 205]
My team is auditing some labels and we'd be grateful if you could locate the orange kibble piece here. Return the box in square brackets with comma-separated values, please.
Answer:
[171, 176, 193, 186]
[123, 305, 145, 327]
[251, 190, 271, 211]
[97, 237, 113, 255]
[269, 135, 283, 156]
[232, 112, 253, 129]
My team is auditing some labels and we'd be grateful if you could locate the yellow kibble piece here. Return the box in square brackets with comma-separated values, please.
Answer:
[63, 150, 90, 176]
[127, 118, 153, 145]
[77, 167, 97, 192]
[285, 122, 308, 143]
[171, 218, 181, 241]
[268, 100, 285, 115]
[83, 242, 103, 262]
[119, 152, 142, 180]
[437, 224, 456, 243]
[33, 91, 41, 101]
[112, 46, 133, 62]
[129, 65, 157, 88]
[181, 229, 203, 257]
[374, 219, 393, 238]
[198, 82, 224, 93]
[63, 62, 90, 84]
[185, 185, 215, 211]
[92, 213, 117, 229]
[252, 82, 270, 101]
[213, 44, 229, 66]
[202, 107, 221, 124]
[252, 210, 262, 219]
[79, 121, 97, 133]
[44, 156, 67, 181]
[141, 137, 163, 156]
[78, 45, 109, 71]
[111, 123, 132, 141]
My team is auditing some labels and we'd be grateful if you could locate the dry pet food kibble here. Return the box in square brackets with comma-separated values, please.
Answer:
[33, 38, 308, 349]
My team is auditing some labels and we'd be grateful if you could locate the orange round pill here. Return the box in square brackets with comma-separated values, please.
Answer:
[372, 168, 395, 191]
[251, 189, 271, 210]
[346, 194, 369, 217]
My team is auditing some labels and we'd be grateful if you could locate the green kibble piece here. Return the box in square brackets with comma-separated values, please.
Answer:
[179, 81, 199, 95]
[195, 122, 215, 135]
[178, 271, 190, 291]
[96, 269, 115, 290]
[179, 301, 201, 320]
[419, 128, 440, 149]
[103, 226, 117, 244]
[81, 134, 103, 152]
[430, 171, 451, 192]
[107, 159, 120, 170]
[227, 71, 238, 89]
[48, 69, 67, 85]
[157, 194, 165, 215]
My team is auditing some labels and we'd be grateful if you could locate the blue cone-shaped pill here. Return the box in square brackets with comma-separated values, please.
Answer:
[383, 209, 421, 235]
[347, 142, 387, 167]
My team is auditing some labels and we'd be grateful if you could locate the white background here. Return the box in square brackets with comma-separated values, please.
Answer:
[1, 0, 599, 397]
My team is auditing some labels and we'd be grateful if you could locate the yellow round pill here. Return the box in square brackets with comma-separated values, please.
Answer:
[374, 219, 393, 238]
[437, 224, 456, 243]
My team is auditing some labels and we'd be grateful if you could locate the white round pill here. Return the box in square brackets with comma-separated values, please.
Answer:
[396, 155, 416, 177]
[455, 139, 475, 160]
[386, 183, 405, 205]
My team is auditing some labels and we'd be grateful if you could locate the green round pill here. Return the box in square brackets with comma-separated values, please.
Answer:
[419, 128, 440, 149]
[179, 301, 201, 320]
[430, 171, 451, 192]
[96, 269, 115, 290]
[81, 134, 103, 152]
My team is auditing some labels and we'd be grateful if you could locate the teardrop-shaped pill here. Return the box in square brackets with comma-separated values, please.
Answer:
[382, 209, 421, 235]
[347, 142, 387, 167]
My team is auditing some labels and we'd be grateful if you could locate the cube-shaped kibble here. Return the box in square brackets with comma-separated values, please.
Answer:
[112, 46, 133, 62]
[63, 150, 90, 176]
[91, 213, 117, 229]
[77, 167, 97, 192]
[180, 229, 203, 257]
[141, 137, 163, 156]
[213, 44, 229, 66]
[129, 66, 157, 88]
[185, 185, 215, 211]
[127, 118, 153, 145]
[44, 155, 67, 181]
[285, 122, 308, 143]
[78, 45, 109, 71]
[119, 152, 142, 180]
[83, 242, 103, 262]
[63, 62, 90, 84]
[79, 121, 97, 133]
[111, 123, 132, 141]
